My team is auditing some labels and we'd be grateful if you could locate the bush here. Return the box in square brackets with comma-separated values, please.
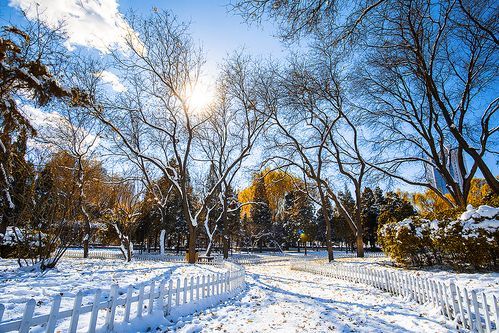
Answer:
[378, 217, 437, 266]
[378, 205, 499, 271]
[0, 226, 57, 261]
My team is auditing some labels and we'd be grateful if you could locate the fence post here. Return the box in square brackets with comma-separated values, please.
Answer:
[471, 290, 484, 333]
[481, 293, 491, 333]
[202, 275, 206, 298]
[216, 273, 220, 295]
[158, 280, 166, 312]
[190, 277, 194, 302]
[105, 284, 118, 331]
[124, 285, 133, 322]
[46, 294, 62, 333]
[19, 299, 36, 333]
[183, 277, 188, 304]
[449, 282, 458, 320]
[69, 291, 83, 333]
[175, 278, 181, 306]
[148, 281, 156, 315]
[166, 280, 173, 315]
[463, 288, 474, 330]
[88, 289, 102, 333]
[196, 276, 200, 300]
[137, 284, 145, 318]
[455, 285, 466, 330]
[493, 295, 499, 333]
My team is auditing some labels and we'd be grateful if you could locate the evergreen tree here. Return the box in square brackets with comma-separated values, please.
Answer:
[377, 191, 416, 227]
[315, 199, 333, 245]
[361, 187, 378, 249]
[0, 26, 85, 238]
[250, 174, 272, 251]
[334, 186, 356, 247]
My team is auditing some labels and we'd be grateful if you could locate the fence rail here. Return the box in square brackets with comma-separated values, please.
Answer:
[291, 261, 498, 333]
[63, 249, 124, 260]
[62, 250, 225, 265]
[0, 262, 245, 333]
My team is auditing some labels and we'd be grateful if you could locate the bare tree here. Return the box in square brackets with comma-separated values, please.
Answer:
[256, 48, 372, 258]
[355, 0, 498, 206]
[92, 12, 268, 263]
[198, 59, 271, 257]
[35, 68, 103, 257]
[232, 0, 499, 203]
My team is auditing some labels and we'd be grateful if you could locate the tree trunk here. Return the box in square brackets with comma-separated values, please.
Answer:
[159, 229, 166, 255]
[187, 224, 197, 264]
[176, 233, 181, 254]
[83, 221, 90, 258]
[221, 194, 229, 259]
[356, 231, 364, 258]
[126, 239, 132, 262]
[319, 187, 334, 262]
[222, 236, 229, 259]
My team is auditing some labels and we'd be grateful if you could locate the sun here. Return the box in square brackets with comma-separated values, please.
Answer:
[185, 81, 215, 114]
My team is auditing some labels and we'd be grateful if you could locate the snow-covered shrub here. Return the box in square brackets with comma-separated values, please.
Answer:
[433, 205, 499, 270]
[378, 217, 436, 266]
[378, 205, 499, 270]
[0, 226, 54, 258]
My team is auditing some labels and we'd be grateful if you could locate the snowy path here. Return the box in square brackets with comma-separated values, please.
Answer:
[166, 261, 454, 333]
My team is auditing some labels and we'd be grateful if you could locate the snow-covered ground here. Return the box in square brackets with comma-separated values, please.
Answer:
[164, 260, 455, 333]
[1, 253, 496, 332]
[328, 256, 498, 296]
[284, 250, 498, 296]
[0, 258, 224, 323]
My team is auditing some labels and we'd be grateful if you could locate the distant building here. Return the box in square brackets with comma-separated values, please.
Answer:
[426, 148, 465, 194]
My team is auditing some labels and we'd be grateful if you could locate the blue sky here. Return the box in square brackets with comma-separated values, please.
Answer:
[120, 0, 286, 78]
[0, 0, 286, 80]
[0, 0, 497, 192]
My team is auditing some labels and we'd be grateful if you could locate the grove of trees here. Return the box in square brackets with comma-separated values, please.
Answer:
[0, 0, 497, 268]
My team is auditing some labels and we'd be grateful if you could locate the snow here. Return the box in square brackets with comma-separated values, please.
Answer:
[460, 204, 499, 221]
[167, 260, 454, 333]
[0, 226, 45, 246]
[0, 258, 224, 324]
[318, 255, 499, 296]
[380, 205, 498, 242]
[272, 250, 498, 296]
[1, 252, 495, 332]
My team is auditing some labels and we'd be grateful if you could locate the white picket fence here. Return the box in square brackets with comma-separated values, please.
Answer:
[228, 254, 287, 265]
[291, 261, 499, 333]
[63, 249, 124, 260]
[62, 250, 226, 265]
[333, 251, 386, 258]
[0, 262, 245, 333]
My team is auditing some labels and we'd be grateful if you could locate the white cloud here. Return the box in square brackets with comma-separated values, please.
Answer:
[100, 70, 126, 92]
[9, 0, 131, 53]
[22, 104, 64, 130]
[22, 105, 100, 154]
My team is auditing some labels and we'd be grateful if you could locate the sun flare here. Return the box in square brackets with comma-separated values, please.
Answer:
[186, 81, 215, 114]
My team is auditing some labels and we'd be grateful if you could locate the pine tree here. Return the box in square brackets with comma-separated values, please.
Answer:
[378, 191, 416, 226]
[250, 174, 272, 251]
[361, 187, 378, 249]
[1, 26, 86, 239]
[334, 186, 356, 248]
